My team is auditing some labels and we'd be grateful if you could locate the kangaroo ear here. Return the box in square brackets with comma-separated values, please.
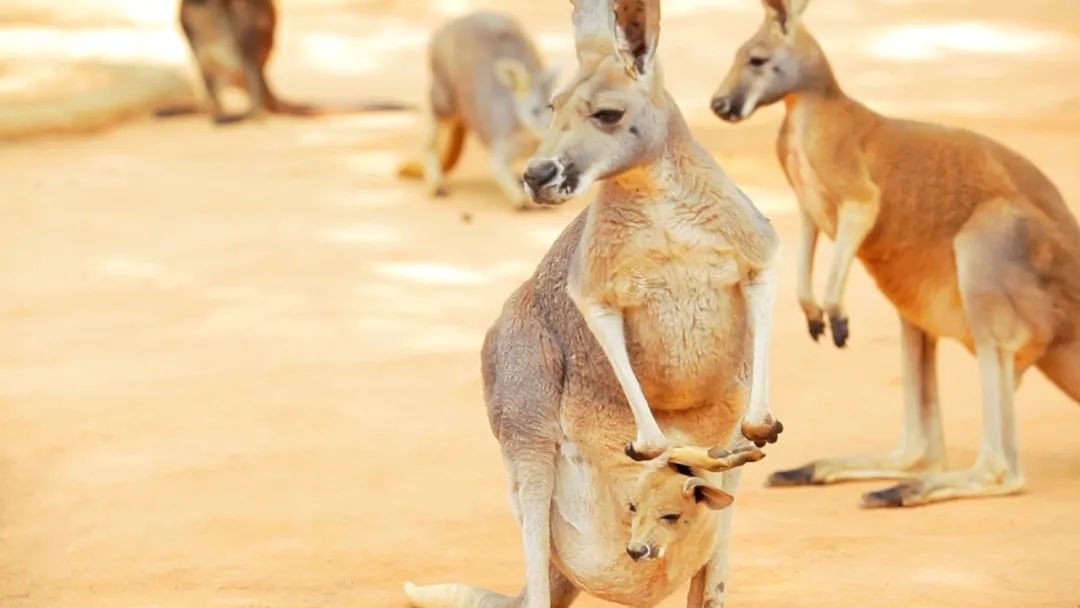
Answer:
[611, 0, 660, 78]
[762, 0, 808, 37]
[494, 58, 532, 98]
[683, 477, 735, 510]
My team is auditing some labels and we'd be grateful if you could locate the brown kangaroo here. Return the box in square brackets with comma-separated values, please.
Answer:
[712, 0, 1080, 507]
[404, 0, 781, 606]
[158, 0, 411, 124]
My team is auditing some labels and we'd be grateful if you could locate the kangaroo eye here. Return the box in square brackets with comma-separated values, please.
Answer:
[628, 503, 637, 514]
[660, 513, 682, 523]
[591, 109, 625, 125]
[749, 56, 769, 67]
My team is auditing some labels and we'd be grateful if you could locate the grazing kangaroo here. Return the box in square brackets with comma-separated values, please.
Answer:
[712, 0, 1080, 507]
[404, 1, 781, 606]
[397, 12, 560, 209]
[159, 0, 410, 124]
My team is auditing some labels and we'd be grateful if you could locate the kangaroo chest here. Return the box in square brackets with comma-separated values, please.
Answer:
[582, 202, 752, 410]
[781, 105, 838, 237]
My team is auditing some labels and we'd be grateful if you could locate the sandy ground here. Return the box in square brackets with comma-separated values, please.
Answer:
[3, 1, 1080, 607]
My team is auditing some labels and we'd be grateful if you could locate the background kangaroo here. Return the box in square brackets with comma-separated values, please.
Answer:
[397, 12, 560, 209]
[158, 0, 410, 124]
[405, 1, 780, 607]
[711, 0, 1080, 507]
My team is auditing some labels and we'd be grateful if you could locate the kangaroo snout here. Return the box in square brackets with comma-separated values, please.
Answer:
[626, 541, 659, 561]
[523, 160, 558, 192]
[523, 158, 578, 206]
[711, 94, 743, 123]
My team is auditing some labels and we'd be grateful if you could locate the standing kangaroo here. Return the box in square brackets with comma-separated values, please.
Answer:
[712, 0, 1080, 507]
[159, 0, 410, 124]
[405, 1, 781, 607]
[398, 12, 560, 209]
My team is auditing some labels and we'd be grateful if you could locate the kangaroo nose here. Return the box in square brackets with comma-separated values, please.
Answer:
[626, 543, 650, 561]
[523, 161, 558, 192]
[710, 96, 730, 117]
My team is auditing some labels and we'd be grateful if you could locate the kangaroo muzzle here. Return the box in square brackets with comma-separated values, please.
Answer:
[626, 541, 659, 561]
[711, 93, 745, 123]
[522, 157, 579, 206]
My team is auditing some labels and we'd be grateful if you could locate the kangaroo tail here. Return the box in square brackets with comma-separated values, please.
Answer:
[397, 121, 466, 180]
[269, 97, 416, 116]
[153, 103, 202, 118]
[403, 581, 519, 608]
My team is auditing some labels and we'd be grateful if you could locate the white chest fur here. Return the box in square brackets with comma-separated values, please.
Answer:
[783, 103, 837, 237]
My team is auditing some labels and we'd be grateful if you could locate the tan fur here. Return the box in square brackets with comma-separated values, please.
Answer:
[402, 12, 559, 208]
[712, 0, 1080, 507]
[164, 0, 410, 125]
[405, 2, 779, 607]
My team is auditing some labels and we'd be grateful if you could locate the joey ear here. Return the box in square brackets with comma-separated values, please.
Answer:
[494, 58, 531, 97]
[762, 0, 807, 37]
[611, 0, 660, 78]
[683, 477, 734, 510]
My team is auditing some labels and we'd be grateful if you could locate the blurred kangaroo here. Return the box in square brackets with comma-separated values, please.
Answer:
[158, 0, 411, 124]
[397, 12, 560, 209]
[712, 0, 1080, 507]
[405, 1, 780, 606]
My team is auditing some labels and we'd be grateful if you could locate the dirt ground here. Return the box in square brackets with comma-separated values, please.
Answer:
[3, 1, 1079, 607]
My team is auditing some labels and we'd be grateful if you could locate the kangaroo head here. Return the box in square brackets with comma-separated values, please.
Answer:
[711, 0, 821, 122]
[522, 0, 668, 206]
[495, 58, 562, 138]
[626, 462, 733, 562]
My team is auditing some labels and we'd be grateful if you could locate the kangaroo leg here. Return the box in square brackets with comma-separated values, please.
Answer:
[864, 206, 1036, 507]
[224, 4, 270, 118]
[769, 314, 945, 486]
[741, 266, 783, 447]
[423, 116, 452, 197]
[821, 201, 876, 347]
[796, 207, 825, 341]
[423, 75, 458, 197]
[489, 140, 531, 210]
[689, 463, 743, 608]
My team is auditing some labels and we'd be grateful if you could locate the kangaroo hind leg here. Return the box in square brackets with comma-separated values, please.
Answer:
[865, 200, 1050, 507]
[768, 314, 945, 487]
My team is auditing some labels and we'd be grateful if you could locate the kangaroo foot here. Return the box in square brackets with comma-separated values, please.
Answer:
[862, 465, 1023, 508]
[828, 314, 849, 348]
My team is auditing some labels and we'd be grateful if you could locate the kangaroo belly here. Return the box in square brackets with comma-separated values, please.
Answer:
[860, 242, 972, 343]
[551, 442, 716, 607]
[617, 254, 751, 411]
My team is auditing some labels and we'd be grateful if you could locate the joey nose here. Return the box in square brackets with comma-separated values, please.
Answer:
[523, 161, 558, 191]
[626, 543, 649, 561]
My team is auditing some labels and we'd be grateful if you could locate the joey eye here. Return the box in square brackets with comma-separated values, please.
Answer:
[546, 103, 554, 111]
[660, 513, 682, 524]
[749, 56, 769, 68]
[591, 109, 625, 125]
[628, 503, 637, 514]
